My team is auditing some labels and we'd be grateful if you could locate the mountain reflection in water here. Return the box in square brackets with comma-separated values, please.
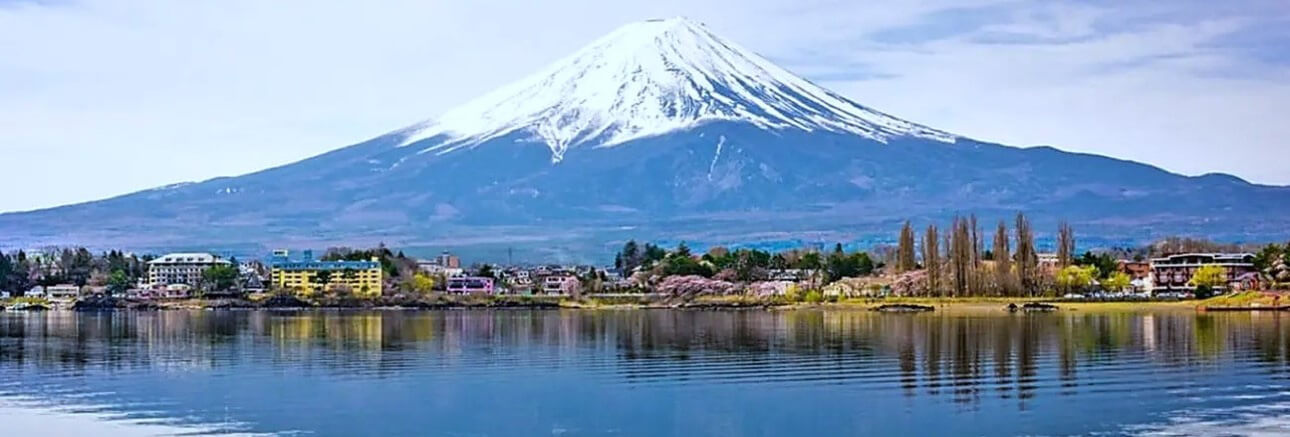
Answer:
[2, 310, 1288, 436]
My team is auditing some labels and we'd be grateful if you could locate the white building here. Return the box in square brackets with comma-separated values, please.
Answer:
[148, 253, 231, 287]
[46, 284, 81, 303]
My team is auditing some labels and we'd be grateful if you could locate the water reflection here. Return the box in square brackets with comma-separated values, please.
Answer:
[2, 309, 1289, 436]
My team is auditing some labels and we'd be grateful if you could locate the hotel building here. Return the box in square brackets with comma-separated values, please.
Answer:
[270, 250, 383, 297]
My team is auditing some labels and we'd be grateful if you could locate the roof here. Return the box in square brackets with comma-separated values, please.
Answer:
[1151, 253, 1255, 263]
[271, 260, 380, 271]
[149, 253, 230, 265]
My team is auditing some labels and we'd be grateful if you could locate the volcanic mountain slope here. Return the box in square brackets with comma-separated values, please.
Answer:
[2, 17, 1288, 254]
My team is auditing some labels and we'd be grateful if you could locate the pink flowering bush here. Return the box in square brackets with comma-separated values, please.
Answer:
[656, 275, 738, 297]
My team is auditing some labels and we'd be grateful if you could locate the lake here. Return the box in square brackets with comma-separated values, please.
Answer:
[2, 309, 1289, 436]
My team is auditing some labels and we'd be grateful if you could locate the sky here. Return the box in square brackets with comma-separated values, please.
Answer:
[1, 0, 1287, 213]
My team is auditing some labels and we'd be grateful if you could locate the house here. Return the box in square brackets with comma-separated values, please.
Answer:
[46, 284, 81, 303]
[446, 277, 494, 294]
[125, 288, 156, 300]
[768, 269, 806, 282]
[823, 278, 887, 298]
[26, 286, 46, 298]
[1037, 253, 1060, 272]
[270, 249, 384, 297]
[162, 284, 193, 299]
[541, 272, 576, 294]
[148, 252, 232, 287]
[418, 262, 464, 278]
[753, 281, 796, 296]
[1150, 253, 1257, 292]
[1119, 260, 1151, 280]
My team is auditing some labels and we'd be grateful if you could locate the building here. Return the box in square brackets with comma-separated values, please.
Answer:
[1119, 260, 1151, 280]
[270, 250, 383, 297]
[446, 276, 494, 294]
[542, 271, 576, 294]
[1150, 253, 1257, 292]
[435, 251, 461, 269]
[148, 253, 232, 287]
[1037, 253, 1060, 272]
[418, 262, 464, 278]
[162, 284, 193, 299]
[46, 284, 81, 303]
[1119, 260, 1154, 292]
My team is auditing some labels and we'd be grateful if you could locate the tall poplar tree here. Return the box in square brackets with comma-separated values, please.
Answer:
[1057, 221, 1076, 268]
[897, 221, 917, 272]
[993, 220, 1014, 296]
[1015, 213, 1038, 296]
[923, 224, 941, 297]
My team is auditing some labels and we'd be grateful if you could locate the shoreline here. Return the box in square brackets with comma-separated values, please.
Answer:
[1, 295, 1224, 313]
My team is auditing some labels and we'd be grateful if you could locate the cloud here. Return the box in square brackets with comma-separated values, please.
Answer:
[0, 0, 1286, 213]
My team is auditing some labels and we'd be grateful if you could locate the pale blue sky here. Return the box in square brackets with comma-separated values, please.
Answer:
[1, 0, 1287, 213]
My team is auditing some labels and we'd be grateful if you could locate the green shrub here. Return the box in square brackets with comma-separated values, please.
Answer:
[784, 287, 803, 303]
[804, 290, 824, 304]
[1195, 285, 1215, 299]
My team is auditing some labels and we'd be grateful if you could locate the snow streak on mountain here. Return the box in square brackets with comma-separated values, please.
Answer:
[398, 17, 957, 162]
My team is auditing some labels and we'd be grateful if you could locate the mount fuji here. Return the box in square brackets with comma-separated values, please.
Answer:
[3, 17, 1289, 257]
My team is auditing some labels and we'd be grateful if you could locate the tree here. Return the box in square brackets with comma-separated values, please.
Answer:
[409, 273, 435, 294]
[0, 251, 11, 293]
[618, 240, 641, 272]
[923, 224, 942, 297]
[675, 241, 692, 258]
[730, 249, 771, 281]
[897, 221, 917, 272]
[311, 270, 333, 291]
[477, 264, 495, 279]
[854, 252, 875, 276]
[992, 220, 1014, 296]
[770, 253, 788, 270]
[643, 244, 667, 265]
[1056, 221, 1076, 268]
[1014, 213, 1038, 296]
[1076, 251, 1118, 280]
[826, 243, 861, 282]
[1189, 264, 1228, 298]
[1102, 272, 1131, 292]
[1055, 265, 1095, 293]
[202, 264, 240, 292]
[106, 270, 131, 296]
[662, 253, 713, 277]
[948, 216, 976, 297]
[796, 251, 822, 271]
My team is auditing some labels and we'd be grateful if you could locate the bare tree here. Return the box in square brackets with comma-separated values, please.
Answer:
[923, 224, 942, 297]
[993, 220, 1015, 296]
[1014, 213, 1039, 296]
[1057, 221, 1076, 268]
[897, 221, 918, 273]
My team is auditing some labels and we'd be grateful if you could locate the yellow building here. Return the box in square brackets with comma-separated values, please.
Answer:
[270, 253, 383, 297]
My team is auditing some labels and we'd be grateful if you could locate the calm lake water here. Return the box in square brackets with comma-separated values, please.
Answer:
[2, 309, 1289, 436]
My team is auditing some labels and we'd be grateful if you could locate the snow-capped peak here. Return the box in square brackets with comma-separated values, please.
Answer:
[398, 17, 956, 161]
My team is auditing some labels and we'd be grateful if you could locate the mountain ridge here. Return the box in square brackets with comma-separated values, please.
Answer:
[2, 17, 1288, 255]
